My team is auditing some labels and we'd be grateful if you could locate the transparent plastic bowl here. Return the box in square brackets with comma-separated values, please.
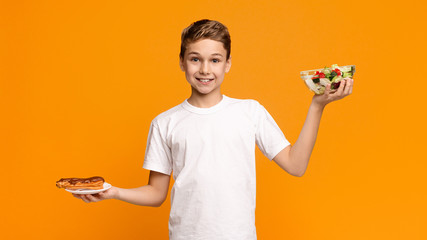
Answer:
[300, 65, 355, 94]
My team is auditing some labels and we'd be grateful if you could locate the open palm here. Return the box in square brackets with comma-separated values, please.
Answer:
[312, 78, 353, 106]
[72, 186, 118, 203]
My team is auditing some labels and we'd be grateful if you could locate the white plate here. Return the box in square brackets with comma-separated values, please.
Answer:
[65, 182, 112, 194]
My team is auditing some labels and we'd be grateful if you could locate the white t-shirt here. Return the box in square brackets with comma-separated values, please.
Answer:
[143, 95, 290, 240]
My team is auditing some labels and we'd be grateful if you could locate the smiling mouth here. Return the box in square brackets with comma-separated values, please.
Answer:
[196, 78, 214, 83]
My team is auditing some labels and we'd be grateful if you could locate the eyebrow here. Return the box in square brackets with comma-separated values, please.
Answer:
[187, 52, 223, 57]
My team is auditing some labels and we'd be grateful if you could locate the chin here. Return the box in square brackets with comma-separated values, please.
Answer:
[191, 86, 216, 95]
[195, 89, 215, 95]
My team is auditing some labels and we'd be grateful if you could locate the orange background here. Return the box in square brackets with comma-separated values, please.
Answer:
[1, 0, 426, 239]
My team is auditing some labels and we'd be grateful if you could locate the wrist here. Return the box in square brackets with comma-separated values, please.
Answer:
[310, 100, 326, 111]
[111, 186, 121, 200]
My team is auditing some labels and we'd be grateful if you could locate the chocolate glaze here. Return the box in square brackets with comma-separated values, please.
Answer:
[56, 176, 104, 186]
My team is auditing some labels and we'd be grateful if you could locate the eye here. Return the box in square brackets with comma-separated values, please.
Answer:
[212, 59, 220, 63]
[191, 57, 199, 62]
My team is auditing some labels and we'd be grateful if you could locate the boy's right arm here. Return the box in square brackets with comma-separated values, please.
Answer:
[72, 171, 171, 207]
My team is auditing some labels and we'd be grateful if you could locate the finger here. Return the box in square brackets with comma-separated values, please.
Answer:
[80, 194, 91, 203]
[343, 79, 353, 95]
[84, 194, 99, 202]
[334, 79, 346, 96]
[91, 193, 103, 200]
[73, 194, 86, 201]
[324, 83, 332, 94]
[72, 193, 81, 199]
[90, 193, 104, 202]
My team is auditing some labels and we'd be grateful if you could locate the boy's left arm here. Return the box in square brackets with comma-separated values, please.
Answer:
[273, 78, 354, 177]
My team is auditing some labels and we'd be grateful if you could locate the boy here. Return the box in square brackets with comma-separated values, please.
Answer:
[73, 19, 353, 239]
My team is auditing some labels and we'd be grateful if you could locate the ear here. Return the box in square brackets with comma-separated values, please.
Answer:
[225, 55, 232, 73]
[179, 57, 184, 72]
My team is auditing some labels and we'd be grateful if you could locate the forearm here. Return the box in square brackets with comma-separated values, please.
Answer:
[275, 79, 352, 176]
[289, 101, 325, 176]
[114, 185, 166, 207]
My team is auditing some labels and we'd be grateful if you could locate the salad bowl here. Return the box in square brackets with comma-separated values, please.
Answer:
[300, 64, 355, 94]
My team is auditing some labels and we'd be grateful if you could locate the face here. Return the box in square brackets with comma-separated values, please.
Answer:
[179, 39, 231, 96]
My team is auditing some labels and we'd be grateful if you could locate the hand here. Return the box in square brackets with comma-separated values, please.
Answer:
[72, 186, 119, 203]
[312, 78, 353, 107]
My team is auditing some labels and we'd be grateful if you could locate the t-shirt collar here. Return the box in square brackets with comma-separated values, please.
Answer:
[182, 95, 229, 114]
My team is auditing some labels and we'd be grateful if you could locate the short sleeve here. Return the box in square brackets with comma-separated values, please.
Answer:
[143, 120, 173, 175]
[255, 103, 291, 160]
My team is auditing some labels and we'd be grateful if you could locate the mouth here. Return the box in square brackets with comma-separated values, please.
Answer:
[196, 77, 214, 83]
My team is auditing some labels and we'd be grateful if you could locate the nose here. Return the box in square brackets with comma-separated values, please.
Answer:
[199, 61, 211, 75]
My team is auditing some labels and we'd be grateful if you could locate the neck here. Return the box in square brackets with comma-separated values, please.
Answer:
[187, 89, 223, 108]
